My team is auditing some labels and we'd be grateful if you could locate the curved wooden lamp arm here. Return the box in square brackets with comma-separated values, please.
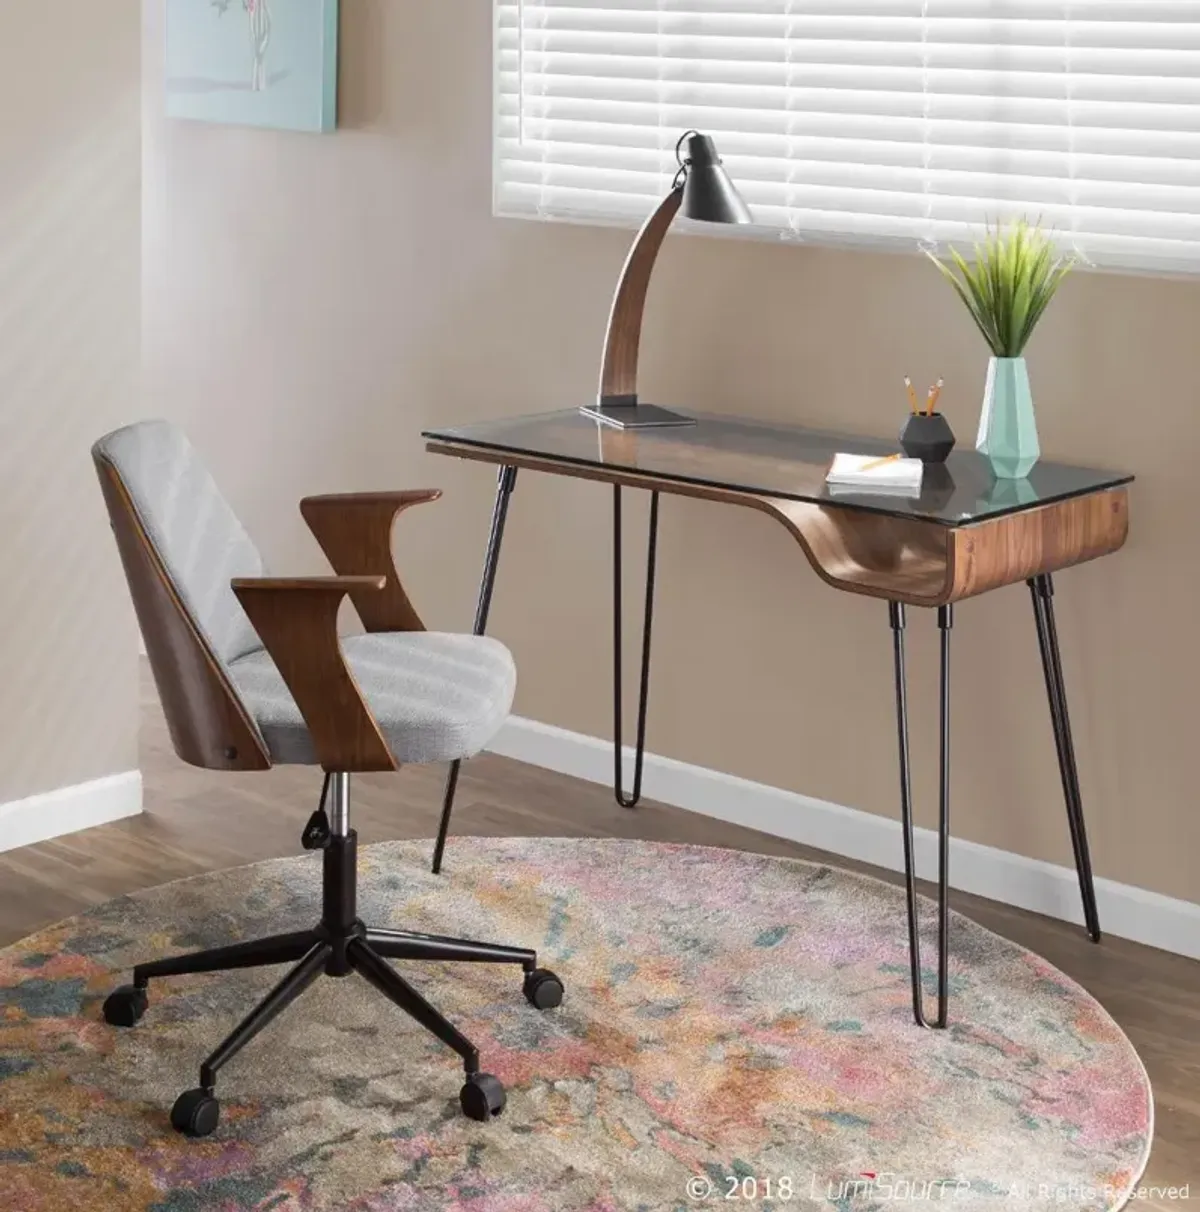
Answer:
[300, 490, 441, 632]
[598, 188, 683, 406]
[231, 575, 398, 773]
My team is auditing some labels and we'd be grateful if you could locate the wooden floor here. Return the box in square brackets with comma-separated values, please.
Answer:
[1, 663, 1196, 1203]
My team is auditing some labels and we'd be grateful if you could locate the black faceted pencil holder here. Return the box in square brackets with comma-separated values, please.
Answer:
[899, 412, 956, 464]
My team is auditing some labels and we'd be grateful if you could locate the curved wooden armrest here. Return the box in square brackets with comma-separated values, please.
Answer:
[231, 575, 397, 773]
[299, 491, 442, 633]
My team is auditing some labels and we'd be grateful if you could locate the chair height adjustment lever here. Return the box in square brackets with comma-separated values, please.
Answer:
[301, 810, 332, 851]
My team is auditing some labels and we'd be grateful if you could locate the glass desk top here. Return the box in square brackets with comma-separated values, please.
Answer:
[424, 410, 1132, 527]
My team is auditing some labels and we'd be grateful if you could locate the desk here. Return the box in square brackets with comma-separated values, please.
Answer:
[424, 409, 1132, 1028]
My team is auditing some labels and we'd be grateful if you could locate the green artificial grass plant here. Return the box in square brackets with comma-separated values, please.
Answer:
[927, 219, 1073, 358]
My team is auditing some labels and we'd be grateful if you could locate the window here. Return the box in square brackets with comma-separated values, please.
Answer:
[494, 1, 1200, 275]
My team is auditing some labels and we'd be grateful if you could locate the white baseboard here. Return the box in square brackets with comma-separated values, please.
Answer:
[489, 717, 1200, 962]
[0, 771, 143, 855]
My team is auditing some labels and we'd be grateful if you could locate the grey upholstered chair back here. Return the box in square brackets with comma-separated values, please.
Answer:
[93, 420, 265, 667]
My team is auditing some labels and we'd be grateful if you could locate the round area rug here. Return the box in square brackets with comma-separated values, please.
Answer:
[0, 839, 1150, 1211]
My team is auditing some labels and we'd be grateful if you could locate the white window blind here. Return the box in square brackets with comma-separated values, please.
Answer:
[495, 1, 1200, 275]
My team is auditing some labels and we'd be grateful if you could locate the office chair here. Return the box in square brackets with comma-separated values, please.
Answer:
[92, 420, 563, 1137]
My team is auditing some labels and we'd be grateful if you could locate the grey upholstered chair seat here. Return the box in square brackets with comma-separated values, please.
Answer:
[228, 632, 516, 766]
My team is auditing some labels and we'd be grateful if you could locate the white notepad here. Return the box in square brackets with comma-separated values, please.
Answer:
[825, 452, 924, 495]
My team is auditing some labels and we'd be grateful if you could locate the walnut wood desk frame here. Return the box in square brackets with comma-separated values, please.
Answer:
[425, 437, 1129, 1030]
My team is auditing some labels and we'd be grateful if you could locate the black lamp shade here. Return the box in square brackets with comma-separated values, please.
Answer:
[679, 133, 752, 225]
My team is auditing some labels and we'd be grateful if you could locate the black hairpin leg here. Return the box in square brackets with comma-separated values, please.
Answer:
[431, 465, 518, 875]
[613, 487, 659, 808]
[1028, 574, 1101, 942]
[890, 601, 952, 1030]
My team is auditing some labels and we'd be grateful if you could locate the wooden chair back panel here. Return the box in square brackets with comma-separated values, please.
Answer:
[95, 454, 271, 772]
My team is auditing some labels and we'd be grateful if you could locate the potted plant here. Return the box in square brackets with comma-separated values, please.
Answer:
[928, 220, 1073, 478]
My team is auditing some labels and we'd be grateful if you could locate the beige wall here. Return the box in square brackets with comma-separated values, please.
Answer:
[144, 1, 1199, 904]
[0, 2, 141, 803]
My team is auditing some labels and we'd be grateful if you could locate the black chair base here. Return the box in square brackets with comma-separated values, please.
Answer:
[102, 828, 563, 1137]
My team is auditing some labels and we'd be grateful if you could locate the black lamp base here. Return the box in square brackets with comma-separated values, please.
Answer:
[580, 400, 696, 430]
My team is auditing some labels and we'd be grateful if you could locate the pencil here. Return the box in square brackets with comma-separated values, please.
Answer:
[859, 452, 903, 473]
[904, 376, 919, 415]
[925, 378, 944, 416]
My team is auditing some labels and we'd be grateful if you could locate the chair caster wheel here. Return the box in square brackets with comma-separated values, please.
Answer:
[102, 984, 148, 1027]
[523, 967, 564, 1010]
[171, 1088, 220, 1138]
[460, 1072, 506, 1121]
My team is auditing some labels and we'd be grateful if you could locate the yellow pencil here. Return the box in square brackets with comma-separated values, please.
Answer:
[859, 452, 903, 473]
[925, 378, 944, 416]
[904, 376, 919, 415]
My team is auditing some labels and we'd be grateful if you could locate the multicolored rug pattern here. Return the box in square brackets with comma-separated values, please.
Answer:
[0, 838, 1151, 1210]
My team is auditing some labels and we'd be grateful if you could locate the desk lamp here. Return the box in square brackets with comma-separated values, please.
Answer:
[580, 131, 752, 430]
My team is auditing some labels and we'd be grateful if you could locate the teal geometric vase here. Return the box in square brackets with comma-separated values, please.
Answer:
[976, 356, 1040, 479]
